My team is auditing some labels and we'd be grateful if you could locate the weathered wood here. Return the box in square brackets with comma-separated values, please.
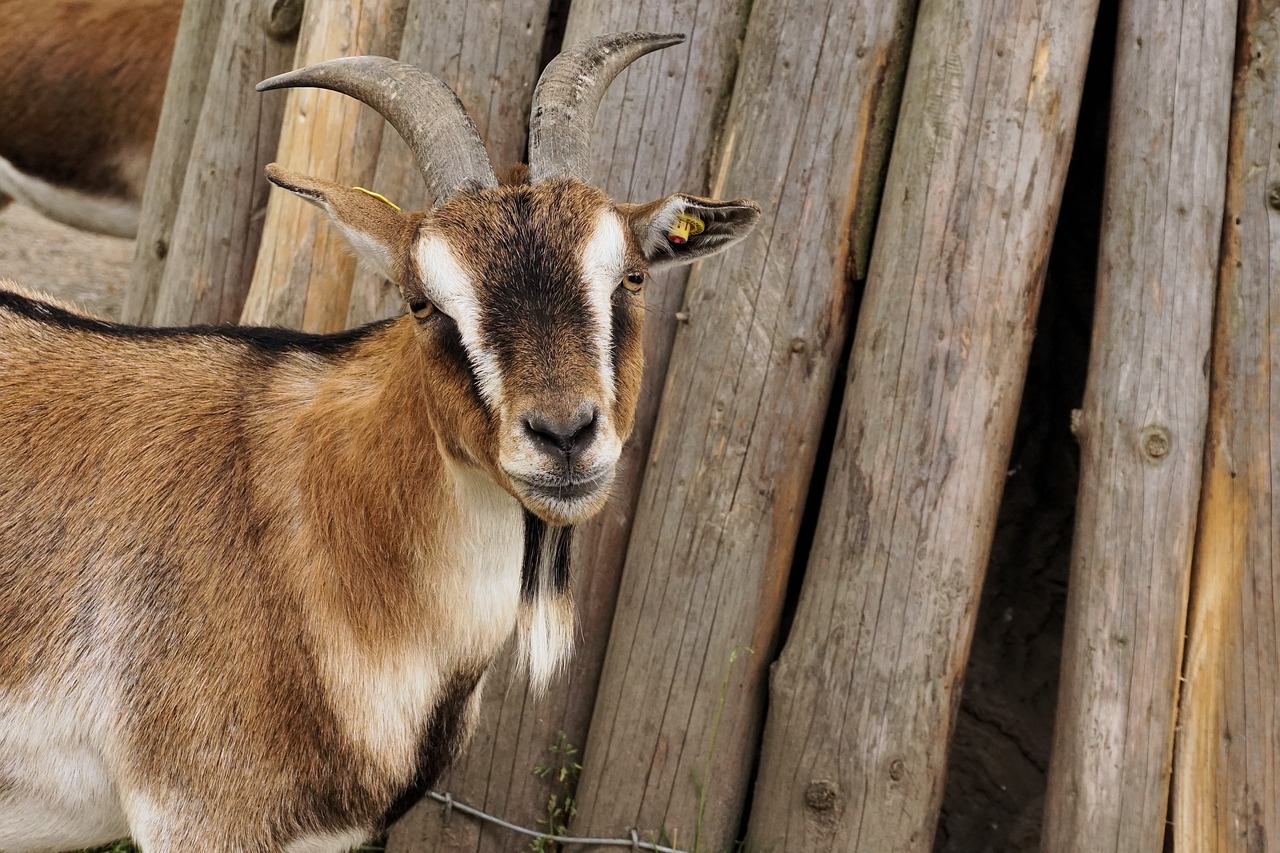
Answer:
[745, 1, 1099, 850]
[364, 9, 557, 852]
[563, 2, 914, 848]
[1173, 2, 1280, 848]
[1040, 1, 1235, 850]
[122, 0, 225, 323]
[383, 6, 758, 851]
[241, 0, 407, 331]
[129, 0, 299, 326]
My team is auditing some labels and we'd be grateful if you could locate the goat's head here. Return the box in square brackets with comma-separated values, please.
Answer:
[259, 33, 760, 526]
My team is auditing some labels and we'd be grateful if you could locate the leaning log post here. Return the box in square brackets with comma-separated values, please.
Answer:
[370, 7, 560, 849]
[125, 0, 299, 325]
[240, 0, 408, 331]
[1173, 1, 1278, 848]
[345, 0, 555, 327]
[565, 2, 914, 847]
[746, 1, 1098, 849]
[1039, 1, 1236, 850]
[122, 0, 223, 324]
[384, 7, 758, 851]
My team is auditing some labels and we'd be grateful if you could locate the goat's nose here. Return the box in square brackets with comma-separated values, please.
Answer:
[523, 405, 599, 463]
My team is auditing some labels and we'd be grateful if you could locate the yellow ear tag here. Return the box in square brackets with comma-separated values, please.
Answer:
[667, 212, 705, 245]
[352, 186, 401, 211]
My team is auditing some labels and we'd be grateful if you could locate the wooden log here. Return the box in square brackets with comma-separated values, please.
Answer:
[345, 0, 555, 327]
[1173, 1, 1279, 848]
[564, 2, 914, 848]
[1039, 1, 1236, 850]
[744, 1, 1099, 850]
[383, 6, 759, 852]
[122, 0, 225, 324]
[240, 0, 407, 331]
[127, 0, 300, 326]
[365, 12, 558, 853]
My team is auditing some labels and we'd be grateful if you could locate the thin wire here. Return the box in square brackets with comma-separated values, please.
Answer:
[424, 791, 691, 853]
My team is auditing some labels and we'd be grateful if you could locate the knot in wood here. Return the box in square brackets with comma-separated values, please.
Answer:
[1268, 182, 1280, 211]
[888, 758, 906, 782]
[790, 338, 807, 354]
[1140, 425, 1172, 462]
[153, 240, 168, 260]
[805, 779, 839, 811]
[263, 0, 304, 40]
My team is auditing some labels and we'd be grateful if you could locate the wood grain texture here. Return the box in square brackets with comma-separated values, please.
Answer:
[371, 6, 558, 850]
[345, 0, 555, 327]
[135, 0, 299, 326]
[383, 5, 755, 850]
[1040, 1, 1236, 850]
[127, 0, 296, 326]
[241, 0, 407, 331]
[565, 0, 915, 847]
[745, 0, 1099, 850]
[1173, 2, 1280, 849]
[122, 0, 225, 324]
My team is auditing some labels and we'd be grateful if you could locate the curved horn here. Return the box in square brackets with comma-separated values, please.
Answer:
[257, 56, 497, 205]
[528, 32, 685, 183]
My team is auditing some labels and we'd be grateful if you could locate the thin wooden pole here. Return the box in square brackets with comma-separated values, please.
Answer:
[1040, 0, 1236, 850]
[566, 2, 914, 848]
[1173, 1, 1279, 848]
[241, 0, 408, 331]
[123, 0, 224, 324]
[129, 0, 299, 326]
[745, 0, 1098, 849]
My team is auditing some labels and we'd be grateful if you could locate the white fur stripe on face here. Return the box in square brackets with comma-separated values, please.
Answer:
[579, 211, 628, 402]
[417, 236, 505, 407]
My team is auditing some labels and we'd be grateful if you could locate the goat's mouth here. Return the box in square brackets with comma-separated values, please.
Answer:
[508, 470, 614, 523]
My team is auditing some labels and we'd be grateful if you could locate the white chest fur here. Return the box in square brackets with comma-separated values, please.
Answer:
[314, 462, 524, 785]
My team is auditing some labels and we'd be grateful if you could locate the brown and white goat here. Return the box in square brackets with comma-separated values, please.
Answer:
[0, 32, 760, 853]
[0, 0, 180, 236]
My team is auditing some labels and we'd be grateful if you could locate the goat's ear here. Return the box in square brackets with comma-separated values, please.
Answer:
[264, 163, 419, 285]
[619, 194, 762, 271]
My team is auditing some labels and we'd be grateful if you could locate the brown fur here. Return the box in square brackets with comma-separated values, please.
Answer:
[0, 0, 178, 199]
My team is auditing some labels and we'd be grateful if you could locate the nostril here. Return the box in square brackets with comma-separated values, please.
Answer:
[566, 406, 598, 448]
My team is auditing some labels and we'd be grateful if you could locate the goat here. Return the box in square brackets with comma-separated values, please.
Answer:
[0, 32, 760, 853]
[0, 0, 180, 237]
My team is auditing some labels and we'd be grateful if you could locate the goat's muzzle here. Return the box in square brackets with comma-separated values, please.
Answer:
[504, 401, 618, 524]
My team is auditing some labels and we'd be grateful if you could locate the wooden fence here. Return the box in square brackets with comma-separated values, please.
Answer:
[116, 0, 1278, 848]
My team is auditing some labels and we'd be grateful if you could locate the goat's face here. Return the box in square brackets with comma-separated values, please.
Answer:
[416, 181, 640, 524]
[257, 37, 760, 525]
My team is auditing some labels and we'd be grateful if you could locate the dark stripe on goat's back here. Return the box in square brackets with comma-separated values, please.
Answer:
[0, 289, 394, 358]
[381, 666, 486, 828]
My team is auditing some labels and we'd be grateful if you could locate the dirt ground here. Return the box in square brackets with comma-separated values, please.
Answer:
[0, 201, 132, 318]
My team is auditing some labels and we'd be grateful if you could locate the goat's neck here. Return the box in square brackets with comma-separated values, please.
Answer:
[277, 317, 523, 658]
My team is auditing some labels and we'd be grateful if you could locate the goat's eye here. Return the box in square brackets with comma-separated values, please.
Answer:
[622, 271, 645, 293]
[408, 297, 435, 320]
